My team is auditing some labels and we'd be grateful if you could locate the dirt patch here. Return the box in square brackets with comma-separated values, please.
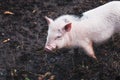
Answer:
[0, 0, 120, 80]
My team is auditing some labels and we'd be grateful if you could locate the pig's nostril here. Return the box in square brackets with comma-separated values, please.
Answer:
[44, 45, 53, 52]
[44, 47, 52, 52]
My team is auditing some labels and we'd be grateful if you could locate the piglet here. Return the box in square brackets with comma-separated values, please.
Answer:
[44, 1, 120, 59]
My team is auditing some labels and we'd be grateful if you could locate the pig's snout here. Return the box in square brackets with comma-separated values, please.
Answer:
[44, 44, 56, 52]
[44, 46, 53, 51]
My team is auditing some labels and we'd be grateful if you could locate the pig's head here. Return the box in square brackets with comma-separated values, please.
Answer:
[44, 16, 72, 51]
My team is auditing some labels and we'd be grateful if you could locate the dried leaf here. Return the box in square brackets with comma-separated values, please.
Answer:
[4, 11, 14, 15]
[3, 38, 10, 43]
[49, 75, 55, 80]
[32, 10, 36, 13]
[25, 77, 30, 80]
[44, 72, 51, 77]
[38, 75, 44, 80]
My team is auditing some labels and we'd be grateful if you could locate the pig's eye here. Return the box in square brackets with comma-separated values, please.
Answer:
[57, 36, 61, 38]
[55, 36, 62, 40]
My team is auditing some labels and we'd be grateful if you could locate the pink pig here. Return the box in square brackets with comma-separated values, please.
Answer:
[44, 1, 120, 59]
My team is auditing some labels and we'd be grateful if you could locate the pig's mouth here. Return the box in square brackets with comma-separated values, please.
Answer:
[44, 45, 57, 52]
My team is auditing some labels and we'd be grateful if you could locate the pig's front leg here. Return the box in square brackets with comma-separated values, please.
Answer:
[81, 41, 97, 60]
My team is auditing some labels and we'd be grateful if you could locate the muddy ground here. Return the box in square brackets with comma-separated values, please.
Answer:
[0, 0, 120, 80]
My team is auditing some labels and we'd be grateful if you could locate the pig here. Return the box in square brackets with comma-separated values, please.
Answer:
[44, 1, 120, 59]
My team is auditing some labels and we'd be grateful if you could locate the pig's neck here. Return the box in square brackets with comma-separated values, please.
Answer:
[65, 28, 80, 47]
[65, 20, 89, 47]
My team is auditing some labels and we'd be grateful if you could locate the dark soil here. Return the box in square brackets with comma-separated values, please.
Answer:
[0, 0, 120, 80]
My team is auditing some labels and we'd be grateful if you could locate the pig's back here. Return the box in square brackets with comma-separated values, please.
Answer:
[83, 1, 120, 19]
[82, 1, 120, 43]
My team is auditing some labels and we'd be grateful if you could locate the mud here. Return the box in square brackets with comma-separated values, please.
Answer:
[0, 0, 120, 80]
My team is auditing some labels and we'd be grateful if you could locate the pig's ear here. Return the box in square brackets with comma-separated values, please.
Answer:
[63, 23, 72, 32]
[44, 16, 53, 25]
